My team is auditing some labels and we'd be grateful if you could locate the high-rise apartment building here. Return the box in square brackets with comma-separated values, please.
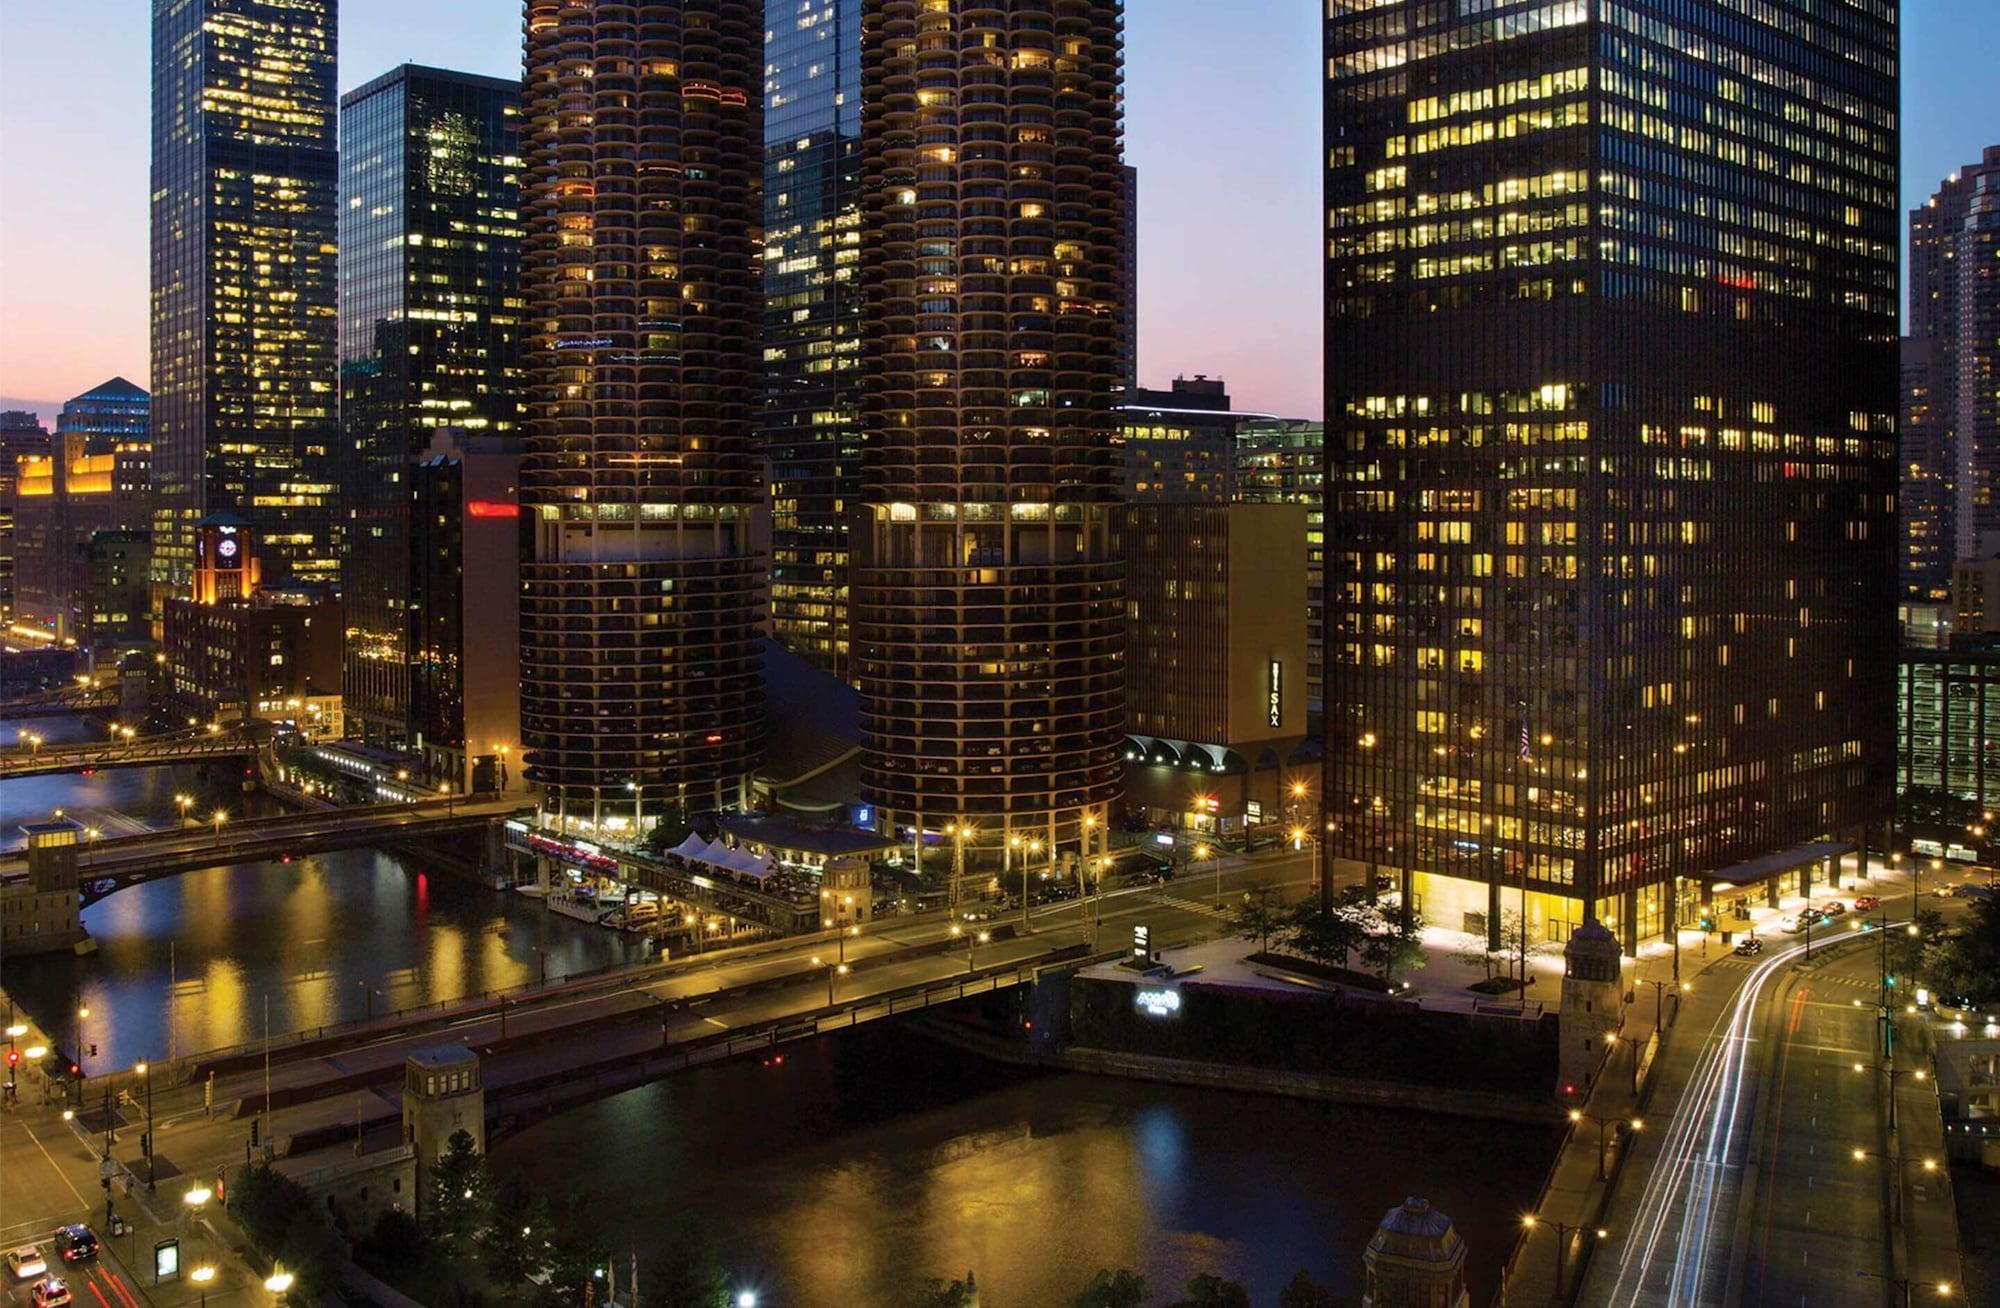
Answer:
[855, 0, 1128, 864]
[764, 0, 864, 681]
[1324, 0, 1898, 951]
[1902, 146, 2000, 599]
[0, 410, 51, 629]
[520, 1, 767, 831]
[339, 64, 523, 749]
[150, 0, 339, 595]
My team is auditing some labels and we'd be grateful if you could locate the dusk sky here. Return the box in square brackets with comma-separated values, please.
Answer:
[0, 2, 1994, 422]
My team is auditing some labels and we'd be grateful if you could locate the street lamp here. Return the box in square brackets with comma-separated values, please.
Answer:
[266, 1266, 295, 1295]
[625, 779, 641, 836]
[1193, 840, 1217, 907]
[1568, 1108, 1643, 1181]
[1520, 1215, 1607, 1302]
[1850, 1061, 1928, 1131]
[191, 1264, 216, 1307]
[135, 1059, 156, 1190]
[1851, 1148, 1939, 1226]
[211, 809, 228, 839]
[1855, 1271, 1952, 1308]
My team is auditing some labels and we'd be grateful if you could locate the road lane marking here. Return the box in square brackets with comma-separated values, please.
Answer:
[13, 1116, 92, 1212]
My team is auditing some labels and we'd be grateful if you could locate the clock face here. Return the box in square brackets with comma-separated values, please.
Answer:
[217, 537, 239, 561]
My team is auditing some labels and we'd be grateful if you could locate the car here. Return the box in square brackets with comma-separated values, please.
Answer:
[1950, 882, 1995, 898]
[7, 1248, 47, 1282]
[49, 1227, 95, 1265]
[1818, 901, 1847, 916]
[32, 1278, 73, 1308]
[1734, 936, 1764, 956]
[1853, 895, 1881, 912]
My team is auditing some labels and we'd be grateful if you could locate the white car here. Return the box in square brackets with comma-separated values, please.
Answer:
[7, 1246, 48, 1281]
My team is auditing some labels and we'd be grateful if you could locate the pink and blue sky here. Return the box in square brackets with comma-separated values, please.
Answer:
[0, 2, 1994, 422]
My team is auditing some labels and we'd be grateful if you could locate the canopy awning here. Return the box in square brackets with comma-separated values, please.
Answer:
[1709, 839, 1854, 888]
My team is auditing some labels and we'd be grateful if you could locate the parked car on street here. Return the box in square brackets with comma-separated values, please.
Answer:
[1817, 901, 1847, 916]
[7, 1248, 47, 1282]
[1734, 936, 1764, 956]
[1853, 895, 1881, 912]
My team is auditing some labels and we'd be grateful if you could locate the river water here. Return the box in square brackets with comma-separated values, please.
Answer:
[0, 714, 642, 1068]
[2, 715, 1555, 1304]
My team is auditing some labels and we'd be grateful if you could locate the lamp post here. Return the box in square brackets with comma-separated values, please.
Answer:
[1851, 1060, 1928, 1133]
[624, 780, 640, 837]
[74, 1004, 90, 1103]
[1568, 1108, 1643, 1181]
[1852, 1148, 1939, 1227]
[1520, 1215, 1607, 1302]
[211, 809, 227, 841]
[1637, 978, 1688, 1034]
[1023, 836, 1042, 928]
[1194, 840, 1217, 908]
[136, 1059, 155, 1191]
[190, 1264, 216, 1307]
[944, 821, 972, 913]
[1855, 1270, 1953, 1308]
[810, 956, 850, 1006]
[175, 793, 194, 825]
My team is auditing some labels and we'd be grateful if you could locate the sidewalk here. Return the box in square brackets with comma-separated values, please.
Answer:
[1893, 1013, 1965, 1294]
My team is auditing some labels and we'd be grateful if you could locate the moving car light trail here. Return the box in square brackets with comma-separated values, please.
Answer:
[1599, 922, 1890, 1308]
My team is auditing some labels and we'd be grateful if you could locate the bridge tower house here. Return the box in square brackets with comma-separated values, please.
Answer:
[1557, 918, 1627, 1099]
[401, 1047, 485, 1219]
[1, 818, 87, 955]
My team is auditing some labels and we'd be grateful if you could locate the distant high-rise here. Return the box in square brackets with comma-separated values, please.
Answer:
[763, 0, 863, 681]
[0, 410, 53, 628]
[1325, 0, 1898, 952]
[55, 378, 152, 453]
[856, 0, 1129, 861]
[150, 0, 338, 597]
[520, 1, 766, 830]
[1903, 145, 2000, 599]
[339, 64, 523, 751]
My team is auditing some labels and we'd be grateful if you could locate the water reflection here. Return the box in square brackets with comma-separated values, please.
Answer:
[0, 734, 641, 1069]
[491, 1028, 1554, 1306]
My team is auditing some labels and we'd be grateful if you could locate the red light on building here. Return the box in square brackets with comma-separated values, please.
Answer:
[704, 733, 724, 744]
[466, 500, 520, 518]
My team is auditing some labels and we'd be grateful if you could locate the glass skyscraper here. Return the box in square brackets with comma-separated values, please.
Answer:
[150, 0, 339, 596]
[763, 0, 863, 681]
[1323, 0, 1899, 952]
[339, 64, 523, 748]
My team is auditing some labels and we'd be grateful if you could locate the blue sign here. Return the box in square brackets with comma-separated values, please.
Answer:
[854, 805, 874, 830]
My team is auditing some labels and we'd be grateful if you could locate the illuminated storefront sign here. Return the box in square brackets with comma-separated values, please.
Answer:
[1135, 988, 1181, 1018]
[1268, 659, 1283, 728]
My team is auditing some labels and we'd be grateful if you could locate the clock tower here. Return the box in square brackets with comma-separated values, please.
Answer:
[191, 512, 260, 605]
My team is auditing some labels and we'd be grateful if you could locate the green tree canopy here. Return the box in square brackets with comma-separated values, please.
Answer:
[1073, 1267, 1147, 1308]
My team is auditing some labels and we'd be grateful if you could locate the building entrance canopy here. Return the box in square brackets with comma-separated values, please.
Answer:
[1708, 839, 1854, 888]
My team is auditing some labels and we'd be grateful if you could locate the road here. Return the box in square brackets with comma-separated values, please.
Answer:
[1584, 902, 1962, 1308]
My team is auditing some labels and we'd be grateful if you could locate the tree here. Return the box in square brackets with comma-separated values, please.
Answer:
[1362, 906, 1428, 984]
[1278, 1268, 1346, 1308]
[535, 1188, 610, 1308]
[1230, 882, 1284, 954]
[1073, 1268, 1147, 1308]
[230, 1163, 316, 1256]
[480, 1173, 552, 1287]
[358, 1209, 426, 1278]
[1167, 1274, 1251, 1308]
[279, 1207, 345, 1294]
[644, 1215, 732, 1308]
[1282, 901, 1371, 971]
[914, 1273, 979, 1308]
[427, 1128, 490, 1250]
[1454, 909, 1525, 983]
[1922, 896, 2000, 1006]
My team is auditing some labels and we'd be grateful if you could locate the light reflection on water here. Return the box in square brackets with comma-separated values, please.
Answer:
[0, 722, 641, 1069]
[491, 1027, 1555, 1307]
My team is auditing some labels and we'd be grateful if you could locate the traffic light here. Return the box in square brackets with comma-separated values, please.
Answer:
[6, 1050, 17, 1068]
[1886, 974, 1897, 988]
[249, 1119, 260, 1148]
[88, 1043, 97, 1058]
[140, 1132, 150, 1155]
[1699, 914, 1714, 932]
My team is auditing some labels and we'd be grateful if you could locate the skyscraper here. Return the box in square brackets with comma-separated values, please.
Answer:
[855, 0, 1128, 865]
[55, 379, 152, 453]
[1903, 146, 2000, 600]
[763, 0, 863, 681]
[520, 1, 766, 830]
[150, 0, 339, 595]
[1324, 0, 1898, 951]
[0, 410, 52, 628]
[339, 63, 523, 751]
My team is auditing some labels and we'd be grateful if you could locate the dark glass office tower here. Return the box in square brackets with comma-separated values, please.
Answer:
[764, 0, 863, 681]
[855, 0, 1128, 864]
[150, 0, 339, 595]
[339, 64, 523, 748]
[1324, 0, 1899, 951]
[520, 1, 766, 831]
